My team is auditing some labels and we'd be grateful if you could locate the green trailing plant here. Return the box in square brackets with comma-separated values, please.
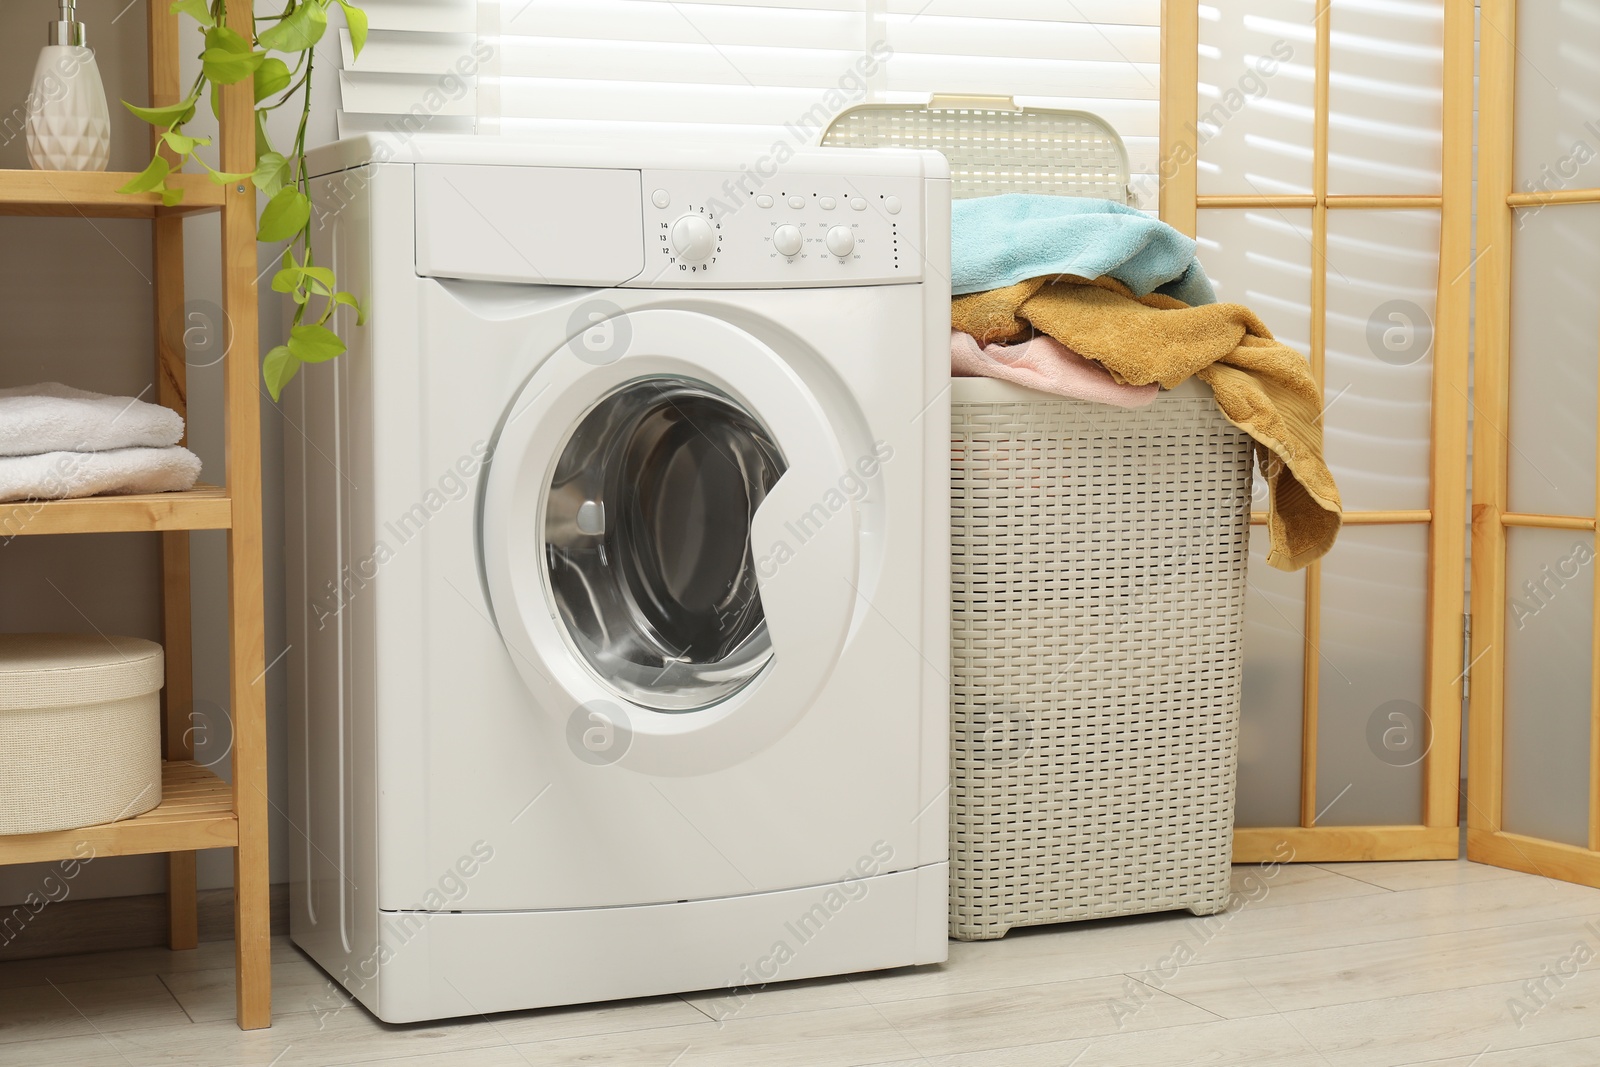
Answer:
[120, 0, 368, 401]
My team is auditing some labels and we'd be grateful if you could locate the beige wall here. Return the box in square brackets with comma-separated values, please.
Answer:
[0, 1, 339, 907]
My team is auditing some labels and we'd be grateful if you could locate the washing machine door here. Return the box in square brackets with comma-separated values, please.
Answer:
[481, 307, 861, 775]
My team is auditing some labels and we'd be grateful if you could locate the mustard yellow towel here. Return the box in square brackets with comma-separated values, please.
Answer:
[952, 276, 1342, 571]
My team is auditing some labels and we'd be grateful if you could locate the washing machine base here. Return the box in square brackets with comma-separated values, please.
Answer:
[301, 863, 949, 1024]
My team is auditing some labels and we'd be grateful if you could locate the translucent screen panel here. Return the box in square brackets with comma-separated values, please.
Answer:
[1327, 0, 1444, 195]
[1196, 0, 1317, 196]
[1502, 529, 1594, 849]
[1322, 210, 1438, 512]
[1315, 524, 1427, 827]
[1237, 525, 1308, 827]
[1507, 205, 1600, 517]
[1513, 0, 1600, 193]
[1196, 209, 1314, 350]
[1197, 208, 1313, 503]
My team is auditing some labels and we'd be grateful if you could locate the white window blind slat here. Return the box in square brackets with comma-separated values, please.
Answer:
[494, 42, 869, 87]
[886, 0, 1161, 24]
[885, 16, 1159, 66]
[503, 1, 862, 48]
[337, 0, 1160, 207]
[360, 0, 475, 33]
[341, 29, 477, 75]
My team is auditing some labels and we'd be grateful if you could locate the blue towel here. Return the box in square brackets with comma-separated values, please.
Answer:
[951, 194, 1216, 307]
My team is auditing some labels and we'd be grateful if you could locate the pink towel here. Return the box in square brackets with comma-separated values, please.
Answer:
[950, 329, 1159, 409]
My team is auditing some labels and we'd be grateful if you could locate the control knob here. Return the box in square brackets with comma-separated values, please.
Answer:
[670, 214, 716, 263]
[825, 225, 856, 258]
[772, 225, 804, 258]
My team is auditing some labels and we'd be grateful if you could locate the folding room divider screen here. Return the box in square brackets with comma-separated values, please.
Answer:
[1161, 0, 1474, 864]
[1468, 0, 1600, 889]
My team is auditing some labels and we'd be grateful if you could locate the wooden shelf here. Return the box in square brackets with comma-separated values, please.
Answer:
[0, 762, 238, 865]
[0, 170, 226, 219]
[0, 486, 231, 536]
[0, 2, 272, 1028]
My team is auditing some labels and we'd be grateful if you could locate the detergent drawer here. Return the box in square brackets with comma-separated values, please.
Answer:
[414, 163, 645, 286]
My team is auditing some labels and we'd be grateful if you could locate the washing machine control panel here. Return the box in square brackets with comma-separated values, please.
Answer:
[627, 169, 924, 288]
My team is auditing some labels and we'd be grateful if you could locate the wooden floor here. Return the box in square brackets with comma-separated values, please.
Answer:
[2, 859, 1599, 1065]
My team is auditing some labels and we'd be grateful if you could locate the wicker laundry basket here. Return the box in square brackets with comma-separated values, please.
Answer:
[823, 101, 1252, 939]
[0, 633, 164, 836]
[948, 379, 1249, 938]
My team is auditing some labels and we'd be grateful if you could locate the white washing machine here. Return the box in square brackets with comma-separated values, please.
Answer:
[285, 135, 951, 1023]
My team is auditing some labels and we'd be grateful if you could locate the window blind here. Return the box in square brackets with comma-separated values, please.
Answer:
[336, 0, 1160, 206]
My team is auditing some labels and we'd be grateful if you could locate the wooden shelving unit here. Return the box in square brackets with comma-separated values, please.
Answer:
[0, 4, 270, 1031]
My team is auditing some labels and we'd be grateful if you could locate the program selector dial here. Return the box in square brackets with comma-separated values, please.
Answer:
[825, 226, 856, 258]
[670, 214, 717, 263]
[772, 225, 804, 257]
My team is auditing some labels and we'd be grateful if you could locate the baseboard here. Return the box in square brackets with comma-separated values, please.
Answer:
[0, 883, 290, 963]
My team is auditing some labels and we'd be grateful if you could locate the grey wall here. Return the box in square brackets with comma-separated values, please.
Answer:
[0, 0, 340, 907]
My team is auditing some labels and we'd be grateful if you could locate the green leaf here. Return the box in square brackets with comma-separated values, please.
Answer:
[287, 323, 346, 363]
[263, 345, 300, 402]
[271, 265, 304, 294]
[169, 0, 215, 26]
[121, 97, 198, 128]
[161, 187, 186, 207]
[161, 130, 211, 155]
[301, 266, 336, 291]
[251, 151, 290, 197]
[204, 25, 253, 54]
[257, 186, 311, 242]
[118, 155, 171, 194]
[201, 45, 265, 85]
[258, 2, 329, 53]
[254, 57, 292, 103]
[336, 0, 368, 58]
[255, 110, 272, 158]
[209, 81, 221, 120]
[333, 291, 366, 326]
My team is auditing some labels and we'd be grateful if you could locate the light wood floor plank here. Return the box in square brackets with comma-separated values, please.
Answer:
[1314, 859, 1526, 893]
[1280, 968, 1600, 1066]
[1230, 862, 1393, 909]
[507, 1004, 932, 1067]
[866, 973, 1219, 1057]
[1132, 911, 1600, 1020]
[0, 867, 1597, 1066]
[0, 974, 189, 1045]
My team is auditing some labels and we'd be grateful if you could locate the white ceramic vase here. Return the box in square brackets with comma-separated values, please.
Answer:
[25, 45, 111, 173]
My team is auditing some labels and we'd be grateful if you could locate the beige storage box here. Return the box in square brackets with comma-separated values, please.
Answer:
[0, 633, 164, 836]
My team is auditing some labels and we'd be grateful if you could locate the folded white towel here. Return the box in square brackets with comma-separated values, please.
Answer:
[0, 382, 184, 457]
[0, 447, 202, 504]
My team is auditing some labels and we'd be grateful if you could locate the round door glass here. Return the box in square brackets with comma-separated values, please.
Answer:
[543, 377, 786, 711]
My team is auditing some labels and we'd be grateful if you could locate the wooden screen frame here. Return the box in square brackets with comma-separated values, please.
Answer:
[1161, 0, 1473, 862]
[1467, 0, 1600, 889]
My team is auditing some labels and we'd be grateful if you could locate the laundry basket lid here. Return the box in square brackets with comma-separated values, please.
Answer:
[0, 633, 164, 710]
[821, 94, 1131, 203]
